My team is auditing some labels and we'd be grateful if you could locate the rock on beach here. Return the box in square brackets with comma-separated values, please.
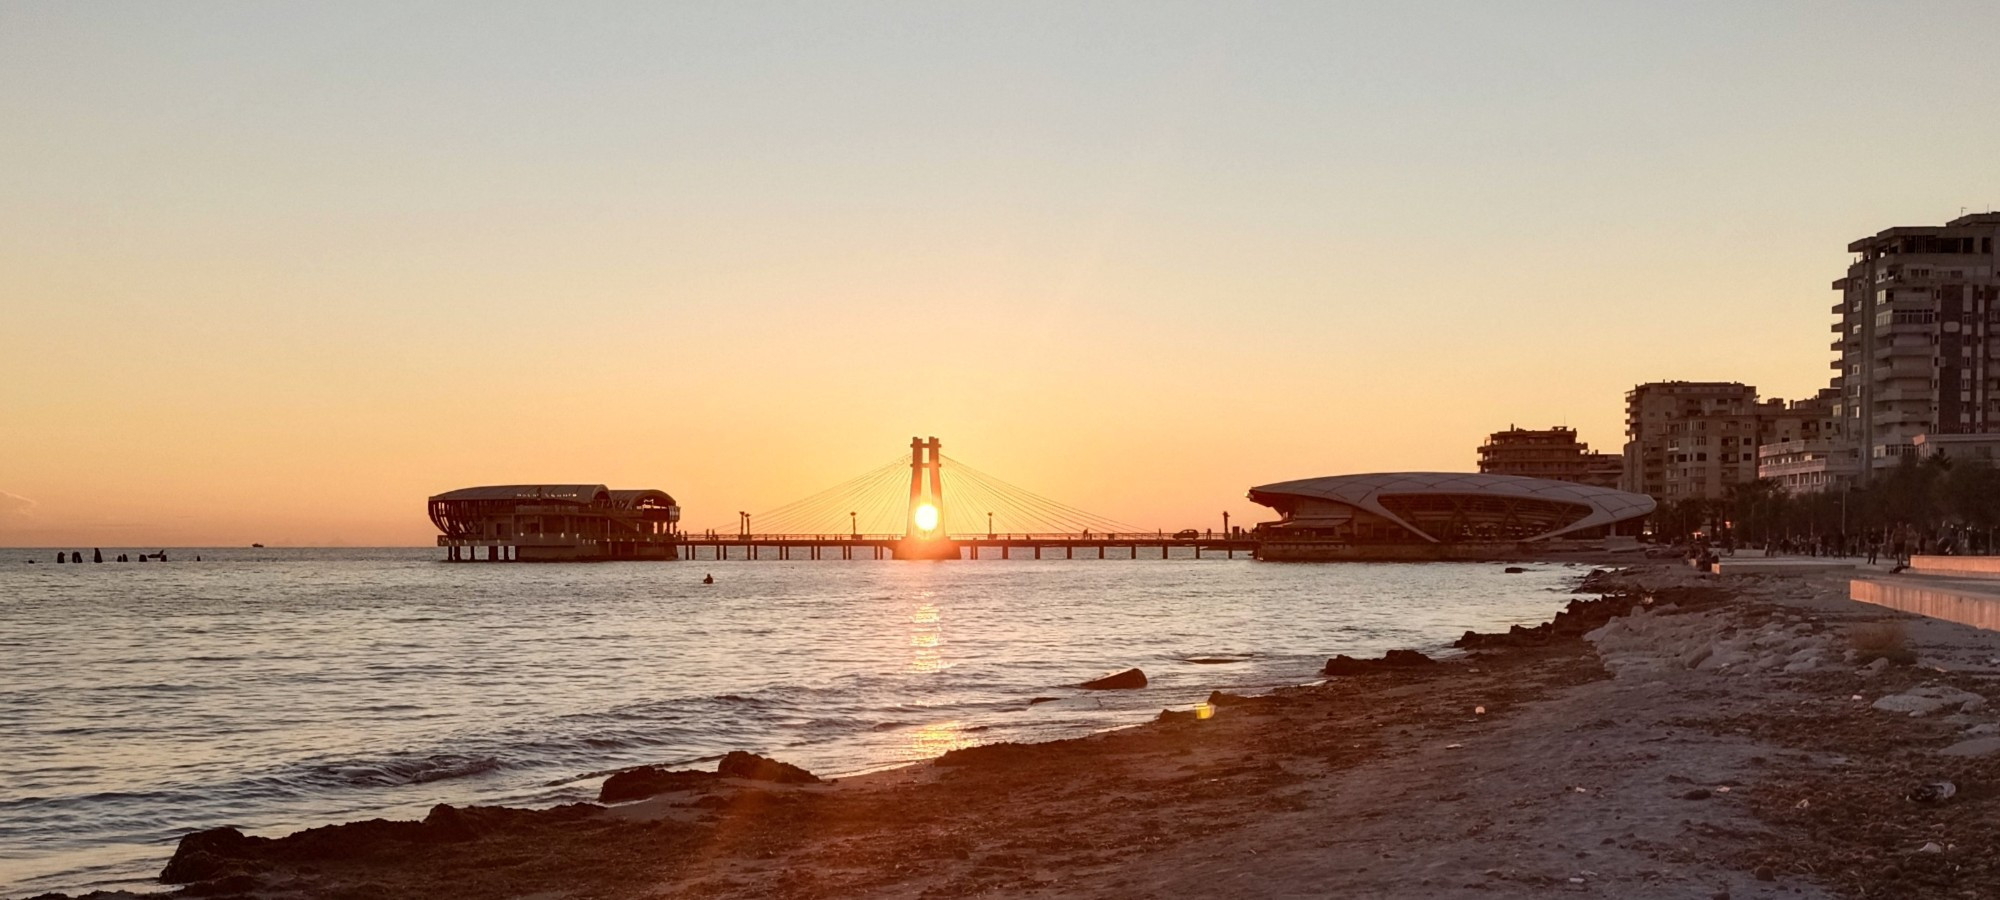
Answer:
[1323, 649, 1434, 676]
[1870, 685, 1987, 717]
[599, 751, 819, 803]
[599, 766, 721, 803]
[1079, 668, 1147, 690]
[716, 750, 821, 784]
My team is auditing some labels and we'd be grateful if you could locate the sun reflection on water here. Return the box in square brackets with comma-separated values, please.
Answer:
[909, 601, 947, 673]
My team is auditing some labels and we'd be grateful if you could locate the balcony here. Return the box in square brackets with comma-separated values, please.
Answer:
[1872, 387, 1932, 403]
[1884, 360, 1935, 378]
[1872, 409, 1931, 428]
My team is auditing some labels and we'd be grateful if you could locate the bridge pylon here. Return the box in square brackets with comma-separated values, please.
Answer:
[896, 435, 960, 560]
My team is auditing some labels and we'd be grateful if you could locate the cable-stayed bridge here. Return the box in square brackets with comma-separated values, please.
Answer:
[680, 437, 1254, 560]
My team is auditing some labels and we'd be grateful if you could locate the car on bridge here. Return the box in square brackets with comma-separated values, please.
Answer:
[1173, 529, 1200, 539]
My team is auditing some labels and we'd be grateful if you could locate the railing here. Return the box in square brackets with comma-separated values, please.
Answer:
[438, 531, 680, 545]
[679, 531, 1239, 542]
[681, 533, 908, 542]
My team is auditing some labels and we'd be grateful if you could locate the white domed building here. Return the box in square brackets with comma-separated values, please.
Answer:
[1246, 472, 1655, 561]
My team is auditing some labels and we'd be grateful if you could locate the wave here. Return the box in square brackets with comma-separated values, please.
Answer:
[304, 753, 505, 788]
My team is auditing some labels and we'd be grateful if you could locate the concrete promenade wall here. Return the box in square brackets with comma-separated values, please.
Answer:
[1851, 578, 2000, 632]
[1908, 555, 2000, 578]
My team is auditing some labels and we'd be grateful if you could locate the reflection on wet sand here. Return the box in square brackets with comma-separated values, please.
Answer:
[908, 720, 980, 758]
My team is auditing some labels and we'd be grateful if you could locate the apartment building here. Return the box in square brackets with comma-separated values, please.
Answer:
[1623, 382, 1831, 501]
[1832, 212, 2000, 478]
[1476, 426, 1622, 488]
[1755, 391, 1853, 494]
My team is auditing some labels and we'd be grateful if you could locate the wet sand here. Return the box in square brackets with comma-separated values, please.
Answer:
[31, 562, 2000, 900]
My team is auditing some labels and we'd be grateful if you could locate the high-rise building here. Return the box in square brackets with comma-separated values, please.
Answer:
[1623, 382, 1830, 501]
[1476, 426, 1621, 488]
[1833, 213, 2000, 479]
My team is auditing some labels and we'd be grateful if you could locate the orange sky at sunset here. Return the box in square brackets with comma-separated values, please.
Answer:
[7, 3, 2000, 546]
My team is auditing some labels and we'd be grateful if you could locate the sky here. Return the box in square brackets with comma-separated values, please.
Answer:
[5, 1, 2000, 546]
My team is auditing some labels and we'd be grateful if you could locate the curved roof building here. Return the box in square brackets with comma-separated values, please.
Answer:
[1247, 472, 1655, 560]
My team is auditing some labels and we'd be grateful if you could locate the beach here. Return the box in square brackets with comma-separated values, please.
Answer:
[0, 552, 1588, 894]
[25, 561, 2000, 899]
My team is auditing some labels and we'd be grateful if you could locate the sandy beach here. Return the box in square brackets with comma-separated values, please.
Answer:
[29, 562, 2000, 900]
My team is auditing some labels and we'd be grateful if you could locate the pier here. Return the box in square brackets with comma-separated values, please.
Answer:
[435, 437, 1253, 561]
[674, 437, 1253, 562]
[674, 533, 1258, 561]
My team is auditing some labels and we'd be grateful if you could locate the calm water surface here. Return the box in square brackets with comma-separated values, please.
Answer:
[0, 548, 1590, 895]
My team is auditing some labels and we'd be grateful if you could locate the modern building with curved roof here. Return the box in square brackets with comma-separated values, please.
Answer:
[428, 484, 681, 561]
[1247, 472, 1655, 561]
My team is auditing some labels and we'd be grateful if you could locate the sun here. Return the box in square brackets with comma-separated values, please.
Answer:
[913, 503, 940, 532]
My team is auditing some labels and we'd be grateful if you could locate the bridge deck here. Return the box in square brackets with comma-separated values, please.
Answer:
[675, 536, 1258, 560]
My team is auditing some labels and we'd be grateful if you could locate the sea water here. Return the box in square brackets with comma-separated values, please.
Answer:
[0, 548, 1587, 895]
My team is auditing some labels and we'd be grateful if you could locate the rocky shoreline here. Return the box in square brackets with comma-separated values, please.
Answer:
[29, 563, 2000, 899]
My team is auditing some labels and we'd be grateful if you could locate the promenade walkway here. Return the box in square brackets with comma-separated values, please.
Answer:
[1851, 555, 2000, 632]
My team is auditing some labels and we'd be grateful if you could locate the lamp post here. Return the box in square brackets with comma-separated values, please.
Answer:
[1222, 511, 1231, 538]
[987, 511, 994, 539]
[738, 511, 748, 539]
[850, 511, 857, 539]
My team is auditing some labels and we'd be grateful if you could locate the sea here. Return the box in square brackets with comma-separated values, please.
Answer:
[0, 548, 1593, 896]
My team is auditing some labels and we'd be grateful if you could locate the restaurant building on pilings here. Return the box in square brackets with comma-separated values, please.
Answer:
[428, 484, 681, 561]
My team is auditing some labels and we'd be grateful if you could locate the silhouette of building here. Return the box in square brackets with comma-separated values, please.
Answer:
[1623, 382, 1831, 501]
[1832, 212, 2000, 482]
[1476, 426, 1621, 488]
[428, 484, 681, 561]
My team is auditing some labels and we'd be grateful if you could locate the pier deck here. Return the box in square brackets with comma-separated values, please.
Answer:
[675, 535, 1259, 561]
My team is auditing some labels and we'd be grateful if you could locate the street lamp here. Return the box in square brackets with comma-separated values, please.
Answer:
[850, 511, 857, 538]
[987, 511, 994, 539]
